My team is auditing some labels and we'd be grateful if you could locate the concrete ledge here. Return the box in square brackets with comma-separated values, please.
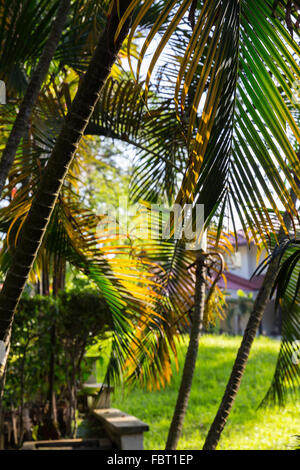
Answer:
[92, 408, 149, 450]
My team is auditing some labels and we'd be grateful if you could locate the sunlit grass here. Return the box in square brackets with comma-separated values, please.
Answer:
[111, 335, 300, 450]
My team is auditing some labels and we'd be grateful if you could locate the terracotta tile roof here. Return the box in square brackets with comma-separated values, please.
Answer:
[218, 271, 265, 292]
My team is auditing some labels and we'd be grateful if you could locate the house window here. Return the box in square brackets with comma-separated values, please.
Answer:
[227, 251, 242, 270]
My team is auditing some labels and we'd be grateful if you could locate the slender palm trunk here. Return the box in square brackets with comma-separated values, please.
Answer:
[0, 0, 132, 405]
[46, 323, 60, 439]
[203, 198, 297, 450]
[18, 342, 29, 447]
[47, 257, 65, 437]
[165, 254, 206, 450]
[0, 0, 71, 197]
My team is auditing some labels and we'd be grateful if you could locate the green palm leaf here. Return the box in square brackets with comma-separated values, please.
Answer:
[126, 0, 300, 244]
[260, 238, 300, 405]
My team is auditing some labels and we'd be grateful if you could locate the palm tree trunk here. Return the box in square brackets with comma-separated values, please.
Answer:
[203, 197, 297, 450]
[46, 257, 65, 437]
[0, 0, 132, 404]
[0, 0, 71, 197]
[165, 254, 206, 450]
[46, 323, 60, 439]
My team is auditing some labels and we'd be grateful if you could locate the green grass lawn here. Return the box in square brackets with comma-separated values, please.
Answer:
[110, 335, 300, 450]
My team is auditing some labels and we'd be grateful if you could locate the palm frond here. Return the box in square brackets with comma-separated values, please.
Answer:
[260, 238, 300, 406]
[85, 77, 186, 203]
[0, 96, 185, 390]
[124, 0, 300, 244]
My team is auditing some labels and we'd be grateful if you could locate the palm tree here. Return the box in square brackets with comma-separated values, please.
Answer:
[0, 56, 190, 405]
[122, 0, 299, 449]
[207, 233, 300, 448]
[0, 0, 299, 449]
[0, 0, 133, 402]
[165, 252, 206, 450]
[165, 245, 227, 449]
[203, 203, 297, 449]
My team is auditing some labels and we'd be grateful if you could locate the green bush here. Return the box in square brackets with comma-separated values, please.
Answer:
[4, 288, 112, 445]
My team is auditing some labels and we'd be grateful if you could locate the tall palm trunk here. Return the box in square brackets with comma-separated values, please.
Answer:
[0, 0, 132, 405]
[203, 196, 297, 450]
[47, 257, 66, 438]
[166, 254, 206, 450]
[0, 0, 71, 197]
[46, 322, 60, 439]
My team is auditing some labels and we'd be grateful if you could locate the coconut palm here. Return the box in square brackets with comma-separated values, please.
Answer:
[205, 233, 300, 447]
[0, 0, 299, 450]
[0, 65, 232, 443]
[0, 0, 135, 405]
[121, 0, 300, 449]
[202, 200, 298, 450]
[0, 59, 196, 398]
